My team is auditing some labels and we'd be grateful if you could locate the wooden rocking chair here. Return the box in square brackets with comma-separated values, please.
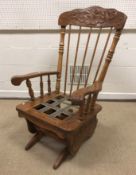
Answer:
[11, 6, 127, 169]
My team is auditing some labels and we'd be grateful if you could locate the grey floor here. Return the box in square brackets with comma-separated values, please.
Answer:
[0, 99, 136, 175]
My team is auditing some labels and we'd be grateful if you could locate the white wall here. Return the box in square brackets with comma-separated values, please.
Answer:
[0, 30, 136, 99]
[0, 1, 134, 29]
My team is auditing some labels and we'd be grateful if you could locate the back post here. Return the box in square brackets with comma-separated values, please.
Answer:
[56, 26, 66, 94]
[90, 29, 122, 110]
[98, 29, 122, 83]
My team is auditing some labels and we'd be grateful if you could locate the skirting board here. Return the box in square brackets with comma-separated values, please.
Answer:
[0, 90, 136, 100]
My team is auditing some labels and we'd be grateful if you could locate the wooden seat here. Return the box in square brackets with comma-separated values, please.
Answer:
[11, 6, 127, 169]
[16, 92, 102, 132]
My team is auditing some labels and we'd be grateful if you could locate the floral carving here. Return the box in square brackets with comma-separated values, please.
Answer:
[58, 6, 127, 29]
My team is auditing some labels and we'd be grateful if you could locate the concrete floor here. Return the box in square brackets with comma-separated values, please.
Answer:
[0, 99, 136, 175]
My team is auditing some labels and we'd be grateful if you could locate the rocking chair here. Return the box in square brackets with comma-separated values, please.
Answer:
[11, 6, 127, 169]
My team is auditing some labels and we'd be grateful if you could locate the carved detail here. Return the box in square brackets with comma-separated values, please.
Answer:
[59, 6, 127, 29]
[59, 43, 64, 53]
[107, 50, 114, 59]
[115, 30, 122, 38]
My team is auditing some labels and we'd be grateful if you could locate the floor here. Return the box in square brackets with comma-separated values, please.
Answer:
[0, 99, 136, 175]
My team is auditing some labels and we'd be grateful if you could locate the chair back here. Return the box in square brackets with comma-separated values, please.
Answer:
[56, 6, 127, 95]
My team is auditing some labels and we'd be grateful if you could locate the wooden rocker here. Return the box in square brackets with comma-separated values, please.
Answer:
[11, 6, 127, 169]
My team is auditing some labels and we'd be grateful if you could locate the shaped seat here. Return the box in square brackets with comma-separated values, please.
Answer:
[11, 6, 127, 169]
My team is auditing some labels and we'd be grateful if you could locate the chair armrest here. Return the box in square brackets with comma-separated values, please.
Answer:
[11, 71, 58, 86]
[69, 81, 102, 104]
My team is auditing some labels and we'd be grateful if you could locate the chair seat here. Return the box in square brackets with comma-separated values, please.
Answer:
[16, 92, 102, 135]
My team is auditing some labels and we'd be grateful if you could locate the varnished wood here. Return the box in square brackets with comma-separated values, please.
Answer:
[84, 28, 102, 87]
[40, 76, 44, 97]
[11, 6, 127, 170]
[11, 71, 58, 86]
[69, 81, 102, 103]
[25, 132, 43, 150]
[77, 28, 92, 89]
[26, 79, 35, 100]
[70, 26, 81, 95]
[85, 94, 92, 114]
[11, 71, 58, 99]
[53, 147, 68, 169]
[98, 29, 122, 82]
[26, 119, 37, 133]
[56, 26, 66, 94]
[59, 6, 127, 29]
[90, 93, 98, 110]
[64, 25, 71, 94]
[93, 27, 112, 82]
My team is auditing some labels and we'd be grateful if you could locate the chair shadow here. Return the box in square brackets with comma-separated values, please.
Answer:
[8, 120, 65, 166]
[8, 118, 118, 168]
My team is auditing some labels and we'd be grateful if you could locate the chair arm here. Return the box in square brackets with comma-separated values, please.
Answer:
[11, 71, 58, 86]
[69, 81, 102, 104]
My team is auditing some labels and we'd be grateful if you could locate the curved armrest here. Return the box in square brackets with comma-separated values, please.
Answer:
[69, 81, 102, 104]
[11, 71, 58, 86]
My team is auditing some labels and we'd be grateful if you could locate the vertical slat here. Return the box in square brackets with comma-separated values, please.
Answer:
[56, 26, 66, 94]
[64, 25, 71, 94]
[77, 28, 92, 90]
[40, 76, 44, 97]
[84, 28, 102, 87]
[26, 79, 34, 100]
[98, 29, 122, 82]
[69, 26, 81, 96]
[48, 75, 51, 95]
[89, 29, 122, 114]
[93, 27, 112, 82]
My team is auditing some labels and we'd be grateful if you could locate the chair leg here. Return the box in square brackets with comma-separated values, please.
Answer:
[25, 132, 43, 151]
[53, 147, 68, 169]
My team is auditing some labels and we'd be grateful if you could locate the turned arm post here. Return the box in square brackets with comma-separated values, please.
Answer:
[47, 75, 51, 95]
[11, 71, 58, 100]
[56, 26, 66, 94]
[26, 79, 35, 100]
[40, 76, 44, 97]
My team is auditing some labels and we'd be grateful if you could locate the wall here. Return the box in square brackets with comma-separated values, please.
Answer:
[0, 30, 136, 99]
[0, 1, 134, 29]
